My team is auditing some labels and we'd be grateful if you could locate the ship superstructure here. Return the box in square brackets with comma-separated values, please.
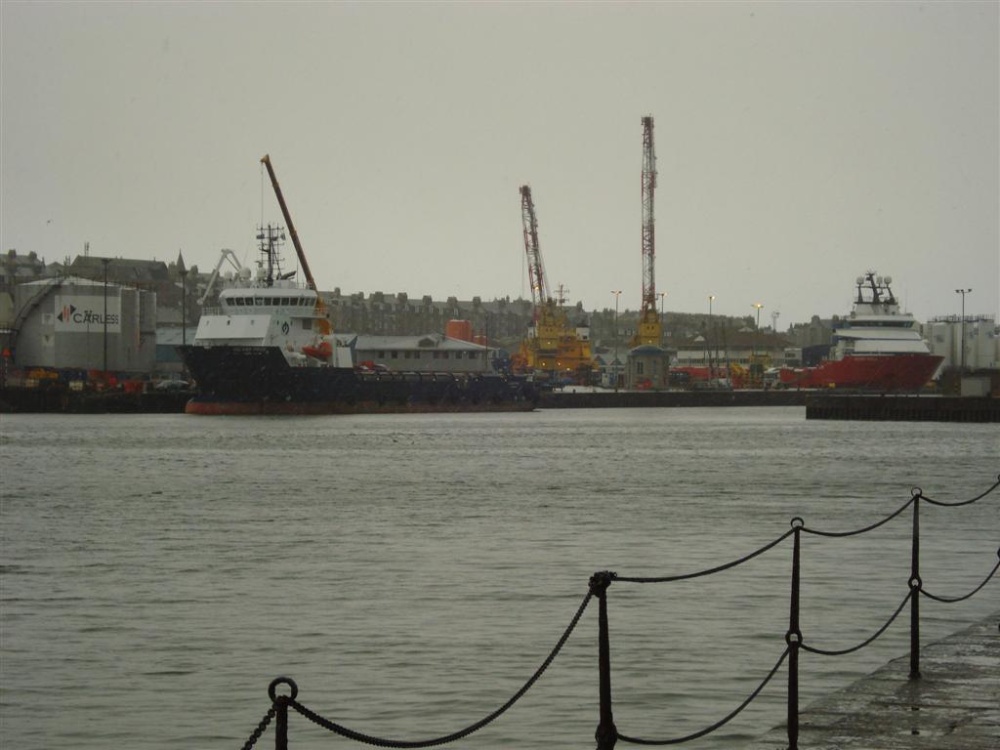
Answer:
[191, 225, 351, 368]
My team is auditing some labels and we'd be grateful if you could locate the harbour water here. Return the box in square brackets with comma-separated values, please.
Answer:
[1, 407, 997, 750]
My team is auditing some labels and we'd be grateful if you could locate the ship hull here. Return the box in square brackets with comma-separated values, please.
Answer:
[777, 353, 943, 391]
[177, 345, 538, 415]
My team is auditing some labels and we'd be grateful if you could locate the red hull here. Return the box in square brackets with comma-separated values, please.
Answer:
[777, 354, 943, 391]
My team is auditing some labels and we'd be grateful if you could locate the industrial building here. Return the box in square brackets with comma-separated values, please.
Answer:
[5, 276, 156, 375]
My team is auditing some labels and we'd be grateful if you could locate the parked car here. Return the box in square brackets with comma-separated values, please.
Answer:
[154, 378, 191, 392]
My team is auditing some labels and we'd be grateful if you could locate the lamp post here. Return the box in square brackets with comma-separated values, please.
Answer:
[708, 295, 716, 373]
[752, 302, 764, 385]
[954, 288, 971, 370]
[658, 291, 666, 347]
[101, 258, 111, 377]
[180, 267, 188, 347]
[611, 290, 622, 391]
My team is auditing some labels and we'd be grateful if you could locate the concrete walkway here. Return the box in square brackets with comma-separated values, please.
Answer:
[746, 613, 999, 749]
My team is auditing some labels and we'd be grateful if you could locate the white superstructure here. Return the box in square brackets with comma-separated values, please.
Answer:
[832, 272, 933, 358]
[192, 231, 353, 368]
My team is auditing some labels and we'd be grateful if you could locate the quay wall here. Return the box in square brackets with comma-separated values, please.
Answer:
[4, 384, 998, 422]
[805, 394, 1000, 423]
[538, 389, 809, 409]
[746, 612, 1000, 750]
[0, 385, 191, 414]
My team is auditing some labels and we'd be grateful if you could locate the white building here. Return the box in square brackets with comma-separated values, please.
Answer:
[924, 316, 999, 370]
[350, 333, 494, 374]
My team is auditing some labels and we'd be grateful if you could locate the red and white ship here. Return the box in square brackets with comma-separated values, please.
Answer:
[773, 271, 943, 391]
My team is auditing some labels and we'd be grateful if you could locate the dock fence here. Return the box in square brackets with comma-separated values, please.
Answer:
[238, 474, 1000, 750]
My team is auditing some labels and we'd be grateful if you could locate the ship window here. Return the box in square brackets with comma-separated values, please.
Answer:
[303, 319, 312, 330]
[404, 351, 411, 359]
[377, 351, 385, 358]
[255, 297, 263, 306]
[413, 352, 420, 359]
[390, 351, 398, 359]
[442, 352, 449, 359]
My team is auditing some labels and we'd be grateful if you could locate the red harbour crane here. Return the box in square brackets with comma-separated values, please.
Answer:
[632, 115, 662, 347]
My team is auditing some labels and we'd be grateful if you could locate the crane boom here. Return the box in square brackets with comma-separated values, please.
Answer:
[519, 185, 550, 311]
[198, 248, 244, 306]
[260, 154, 317, 291]
[259, 154, 331, 340]
[641, 115, 656, 312]
[512, 184, 593, 381]
[633, 115, 662, 346]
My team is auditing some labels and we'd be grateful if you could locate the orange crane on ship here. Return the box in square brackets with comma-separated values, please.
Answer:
[630, 116, 663, 347]
[511, 185, 594, 382]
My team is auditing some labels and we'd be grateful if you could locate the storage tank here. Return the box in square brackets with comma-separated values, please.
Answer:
[445, 319, 473, 341]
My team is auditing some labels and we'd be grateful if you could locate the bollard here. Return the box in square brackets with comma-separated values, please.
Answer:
[590, 571, 618, 750]
[268, 677, 298, 750]
[909, 490, 922, 679]
[786, 519, 804, 750]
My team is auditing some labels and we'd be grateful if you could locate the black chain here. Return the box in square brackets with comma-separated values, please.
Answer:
[240, 705, 276, 750]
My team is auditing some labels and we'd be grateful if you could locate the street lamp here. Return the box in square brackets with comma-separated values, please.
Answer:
[180, 267, 189, 347]
[101, 258, 111, 376]
[708, 295, 716, 372]
[658, 291, 666, 347]
[751, 302, 764, 384]
[954, 288, 971, 369]
[611, 290, 622, 391]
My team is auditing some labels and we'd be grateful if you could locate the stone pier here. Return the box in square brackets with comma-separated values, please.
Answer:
[747, 613, 999, 749]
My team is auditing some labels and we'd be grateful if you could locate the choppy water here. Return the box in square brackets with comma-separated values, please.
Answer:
[1, 407, 997, 750]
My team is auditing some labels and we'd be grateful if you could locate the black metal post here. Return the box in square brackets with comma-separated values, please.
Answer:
[787, 520, 803, 750]
[591, 571, 617, 750]
[275, 697, 288, 750]
[909, 492, 922, 679]
[268, 677, 297, 750]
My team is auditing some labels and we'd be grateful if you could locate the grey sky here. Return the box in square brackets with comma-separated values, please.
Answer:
[2, 0, 997, 327]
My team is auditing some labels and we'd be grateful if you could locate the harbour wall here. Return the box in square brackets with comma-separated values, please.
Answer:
[804, 394, 1000, 423]
[3, 384, 998, 421]
[538, 389, 809, 408]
